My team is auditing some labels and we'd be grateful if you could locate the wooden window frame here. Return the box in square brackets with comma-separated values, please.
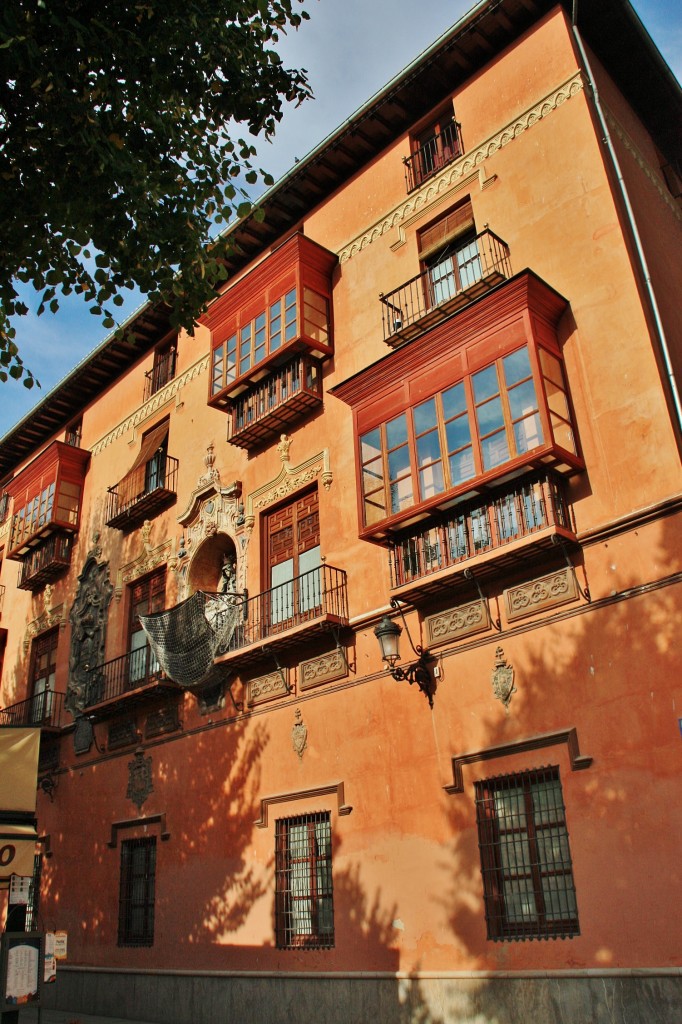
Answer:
[475, 766, 579, 942]
[117, 836, 156, 947]
[275, 811, 334, 950]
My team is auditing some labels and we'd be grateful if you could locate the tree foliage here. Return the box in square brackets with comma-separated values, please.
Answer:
[0, 0, 312, 387]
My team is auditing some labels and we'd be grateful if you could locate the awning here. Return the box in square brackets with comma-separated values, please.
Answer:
[0, 728, 40, 813]
[0, 822, 39, 885]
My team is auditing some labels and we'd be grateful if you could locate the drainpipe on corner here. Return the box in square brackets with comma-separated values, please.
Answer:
[571, 0, 682, 439]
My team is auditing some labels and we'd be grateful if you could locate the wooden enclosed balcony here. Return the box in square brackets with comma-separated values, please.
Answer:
[380, 229, 512, 346]
[106, 452, 178, 531]
[84, 646, 179, 713]
[0, 690, 67, 731]
[215, 563, 349, 669]
[17, 533, 72, 592]
[227, 355, 323, 450]
[389, 473, 577, 601]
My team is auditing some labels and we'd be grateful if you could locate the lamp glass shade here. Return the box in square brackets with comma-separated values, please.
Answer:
[374, 615, 401, 666]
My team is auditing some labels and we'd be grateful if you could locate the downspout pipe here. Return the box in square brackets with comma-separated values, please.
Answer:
[570, 0, 682, 438]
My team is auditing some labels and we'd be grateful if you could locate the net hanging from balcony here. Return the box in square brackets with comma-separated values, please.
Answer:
[139, 591, 241, 688]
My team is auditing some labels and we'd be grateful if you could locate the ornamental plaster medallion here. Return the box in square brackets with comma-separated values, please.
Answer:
[491, 646, 516, 709]
[127, 748, 154, 812]
[291, 708, 308, 761]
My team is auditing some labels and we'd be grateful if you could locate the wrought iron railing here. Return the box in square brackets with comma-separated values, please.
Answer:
[0, 690, 66, 729]
[17, 534, 72, 590]
[144, 348, 177, 401]
[105, 452, 178, 525]
[84, 646, 166, 708]
[380, 229, 511, 341]
[404, 119, 463, 193]
[222, 563, 348, 654]
[390, 473, 574, 589]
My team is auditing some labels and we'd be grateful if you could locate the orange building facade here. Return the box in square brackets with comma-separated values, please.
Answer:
[0, 2, 681, 1021]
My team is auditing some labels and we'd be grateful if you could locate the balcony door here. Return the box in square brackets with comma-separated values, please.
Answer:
[29, 629, 58, 723]
[266, 490, 320, 627]
[128, 569, 165, 687]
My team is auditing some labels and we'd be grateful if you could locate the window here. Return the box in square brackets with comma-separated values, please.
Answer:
[419, 200, 480, 307]
[29, 629, 58, 723]
[147, 342, 176, 398]
[211, 286, 330, 397]
[475, 767, 579, 941]
[275, 812, 334, 949]
[265, 490, 321, 625]
[118, 837, 156, 947]
[65, 418, 82, 447]
[128, 569, 165, 687]
[359, 344, 564, 527]
[405, 113, 462, 192]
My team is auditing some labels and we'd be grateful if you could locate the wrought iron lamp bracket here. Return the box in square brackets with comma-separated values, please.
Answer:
[551, 536, 591, 602]
[388, 598, 435, 708]
[463, 569, 502, 631]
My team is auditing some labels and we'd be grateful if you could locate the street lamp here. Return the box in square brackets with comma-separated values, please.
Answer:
[374, 600, 435, 708]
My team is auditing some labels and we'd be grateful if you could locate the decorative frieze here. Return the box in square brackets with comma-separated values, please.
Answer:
[108, 718, 141, 751]
[246, 436, 332, 527]
[504, 567, 578, 622]
[337, 74, 584, 265]
[114, 528, 173, 602]
[425, 598, 490, 648]
[145, 705, 181, 739]
[299, 649, 347, 691]
[247, 669, 289, 706]
[23, 586, 66, 651]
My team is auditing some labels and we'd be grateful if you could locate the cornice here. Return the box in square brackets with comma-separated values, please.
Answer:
[603, 107, 682, 222]
[90, 355, 209, 457]
[337, 72, 585, 265]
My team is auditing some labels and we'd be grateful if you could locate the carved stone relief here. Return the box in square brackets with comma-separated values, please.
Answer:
[504, 567, 579, 623]
[491, 647, 516, 709]
[291, 708, 308, 760]
[299, 649, 347, 691]
[425, 598, 490, 648]
[245, 435, 332, 528]
[23, 584, 66, 652]
[247, 669, 289, 707]
[114, 524, 173, 603]
[126, 748, 154, 812]
[66, 541, 114, 716]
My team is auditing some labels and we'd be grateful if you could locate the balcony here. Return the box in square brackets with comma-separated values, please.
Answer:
[0, 690, 67, 731]
[404, 118, 463, 193]
[389, 473, 577, 601]
[84, 646, 180, 713]
[227, 355, 323, 450]
[380, 229, 512, 346]
[215, 562, 349, 669]
[144, 348, 176, 401]
[106, 452, 178, 531]
[17, 533, 72, 592]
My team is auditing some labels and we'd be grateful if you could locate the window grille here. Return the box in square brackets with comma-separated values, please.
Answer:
[118, 837, 156, 947]
[23, 854, 42, 932]
[475, 766, 579, 941]
[275, 811, 334, 949]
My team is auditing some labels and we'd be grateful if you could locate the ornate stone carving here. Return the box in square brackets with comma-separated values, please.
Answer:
[126, 748, 153, 812]
[66, 552, 114, 716]
[23, 591, 66, 652]
[291, 708, 308, 760]
[145, 705, 181, 739]
[246, 444, 332, 528]
[491, 647, 516, 709]
[247, 669, 289, 706]
[299, 649, 347, 691]
[425, 598, 490, 647]
[114, 535, 173, 602]
[91, 355, 208, 457]
[108, 719, 141, 751]
[338, 73, 585, 265]
[504, 567, 578, 623]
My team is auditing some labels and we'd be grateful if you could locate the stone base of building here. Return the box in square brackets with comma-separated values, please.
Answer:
[43, 968, 681, 1024]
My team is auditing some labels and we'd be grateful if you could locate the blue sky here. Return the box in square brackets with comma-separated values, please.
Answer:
[2, 0, 680, 437]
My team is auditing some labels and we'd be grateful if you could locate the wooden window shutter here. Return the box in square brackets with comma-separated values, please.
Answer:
[418, 200, 475, 259]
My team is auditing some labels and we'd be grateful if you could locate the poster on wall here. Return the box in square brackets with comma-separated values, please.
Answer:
[44, 933, 56, 985]
[8, 874, 32, 905]
[0, 932, 43, 1010]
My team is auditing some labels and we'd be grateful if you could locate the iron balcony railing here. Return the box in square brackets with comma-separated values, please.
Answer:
[17, 533, 72, 591]
[390, 473, 574, 589]
[380, 229, 512, 342]
[221, 562, 348, 655]
[143, 348, 177, 401]
[105, 452, 178, 527]
[228, 355, 323, 449]
[0, 690, 66, 729]
[404, 119, 463, 193]
[84, 645, 168, 708]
